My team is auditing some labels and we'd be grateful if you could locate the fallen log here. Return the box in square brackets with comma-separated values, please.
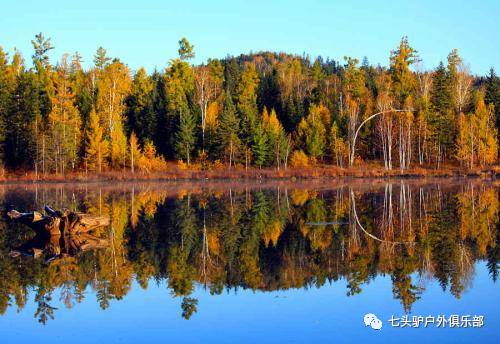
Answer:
[7, 205, 110, 261]
[7, 205, 110, 236]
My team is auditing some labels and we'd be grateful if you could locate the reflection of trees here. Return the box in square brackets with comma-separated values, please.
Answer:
[0, 182, 498, 322]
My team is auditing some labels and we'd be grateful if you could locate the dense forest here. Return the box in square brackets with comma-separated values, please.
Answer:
[0, 182, 498, 321]
[0, 34, 499, 176]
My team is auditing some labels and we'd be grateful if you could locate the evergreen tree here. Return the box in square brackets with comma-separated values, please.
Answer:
[126, 67, 156, 143]
[297, 104, 328, 162]
[485, 68, 500, 133]
[237, 63, 260, 145]
[165, 39, 195, 160]
[390, 36, 418, 106]
[5, 71, 39, 169]
[175, 109, 196, 164]
[430, 62, 454, 162]
[251, 124, 268, 168]
[216, 92, 240, 167]
[94, 47, 111, 70]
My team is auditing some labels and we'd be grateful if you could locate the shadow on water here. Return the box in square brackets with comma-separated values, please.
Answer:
[0, 179, 498, 324]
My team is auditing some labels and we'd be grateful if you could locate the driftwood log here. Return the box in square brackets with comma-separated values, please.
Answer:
[7, 206, 110, 261]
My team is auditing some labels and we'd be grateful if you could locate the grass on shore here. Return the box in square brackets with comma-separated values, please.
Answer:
[0, 161, 498, 183]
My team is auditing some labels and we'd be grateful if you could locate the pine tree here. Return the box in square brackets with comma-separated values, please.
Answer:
[216, 92, 240, 168]
[297, 104, 328, 162]
[175, 109, 196, 164]
[252, 124, 268, 168]
[263, 108, 288, 168]
[5, 70, 39, 169]
[390, 36, 418, 106]
[485, 68, 500, 133]
[94, 47, 111, 70]
[0, 47, 12, 156]
[126, 67, 156, 142]
[237, 63, 260, 144]
[165, 40, 195, 160]
[430, 62, 454, 162]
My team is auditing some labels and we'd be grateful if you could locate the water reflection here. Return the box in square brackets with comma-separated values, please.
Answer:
[0, 181, 498, 324]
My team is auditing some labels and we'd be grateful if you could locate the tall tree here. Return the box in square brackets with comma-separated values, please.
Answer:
[47, 55, 82, 173]
[85, 108, 108, 173]
[485, 68, 500, 138]
[237, 63, 260, 144]
[96, 59, 131, 168]
[457, 93, 498, 167]
[126, 67, 156, 143]
[390, 36, 418, 106]
[216, 92, 240, 168]
[342, 57, 367, 165]
[166, 38, 196, 162]
[430, 62, 454, 164]
[94, 47, 111, 70]
[297, 104, 329, 162]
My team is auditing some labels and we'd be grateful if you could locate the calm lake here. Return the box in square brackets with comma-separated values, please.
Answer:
[0, 180, 498, 343]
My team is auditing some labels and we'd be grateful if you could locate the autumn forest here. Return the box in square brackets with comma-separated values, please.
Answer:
[0, 35, 500, 178]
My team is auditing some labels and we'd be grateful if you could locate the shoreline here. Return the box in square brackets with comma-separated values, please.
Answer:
[0, 163, 498, 184]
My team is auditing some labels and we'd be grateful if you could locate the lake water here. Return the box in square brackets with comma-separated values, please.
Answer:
[0, 180, 498, 343]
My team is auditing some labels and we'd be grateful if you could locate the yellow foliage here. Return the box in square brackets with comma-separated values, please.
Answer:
[213, 159, 224, 170]
[290, 150, 310, 168]
[262, 107, 283, 136]
[206, 101, 220, 128]
[262, 221, 284, 247]
[178, 160, 189, 170]
[291, 189, 312, 206]
[129, 139, 166, 172]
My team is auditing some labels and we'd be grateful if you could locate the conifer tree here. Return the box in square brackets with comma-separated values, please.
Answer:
[252, 124, 268, 168]
[216, 92, 240, 168]
[430, 62, 454, 163]
[86, 108, 108, 173]
[297, 104, 328, 162]
[94, 47, 111, 70]
[485, 68, 500, 133]
[237, 63, 260, 144]
[262, 108, 288, 168]
[126, 68, 156, 143]
[175, 109, 196, 164]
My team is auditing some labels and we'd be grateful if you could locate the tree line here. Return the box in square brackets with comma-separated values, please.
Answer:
[0, 34, 499, 174]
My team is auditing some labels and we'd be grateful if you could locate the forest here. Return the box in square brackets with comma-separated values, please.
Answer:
[0, 34, 500, 177]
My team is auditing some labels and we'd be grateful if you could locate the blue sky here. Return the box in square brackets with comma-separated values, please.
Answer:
[1, 0, 498, 74]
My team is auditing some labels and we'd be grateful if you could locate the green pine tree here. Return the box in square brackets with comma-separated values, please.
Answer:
[216, 92, 241, 168]
[252, 124, 269, 168]
[175, 110, 196, 164]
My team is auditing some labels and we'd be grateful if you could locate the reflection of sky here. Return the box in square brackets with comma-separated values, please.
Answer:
[1, 262, 498, 343]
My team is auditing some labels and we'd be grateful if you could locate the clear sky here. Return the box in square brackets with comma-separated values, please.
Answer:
[1, 0, 498, 75]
